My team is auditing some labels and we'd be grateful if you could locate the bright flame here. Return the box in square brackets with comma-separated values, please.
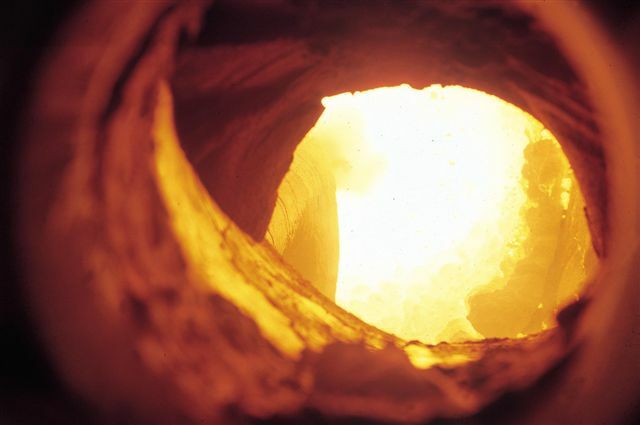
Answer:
[269, 84, 593, 344]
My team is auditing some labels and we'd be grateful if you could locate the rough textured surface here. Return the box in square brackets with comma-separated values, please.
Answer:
[10, 1, 639, 424]
[265, 138, 340, 300]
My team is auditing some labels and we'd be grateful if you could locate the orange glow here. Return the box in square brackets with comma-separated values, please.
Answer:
[270, 85, 594, 343]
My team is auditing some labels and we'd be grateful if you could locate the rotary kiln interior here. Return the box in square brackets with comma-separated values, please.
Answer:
[8, 1, 640, 424]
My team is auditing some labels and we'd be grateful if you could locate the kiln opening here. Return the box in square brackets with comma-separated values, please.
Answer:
[266, 84, 595, 344]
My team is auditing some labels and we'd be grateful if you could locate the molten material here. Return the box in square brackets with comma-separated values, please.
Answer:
[270, 85, 594, 343]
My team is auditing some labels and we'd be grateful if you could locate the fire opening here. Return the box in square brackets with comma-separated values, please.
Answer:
[268, 84, 595, 344]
